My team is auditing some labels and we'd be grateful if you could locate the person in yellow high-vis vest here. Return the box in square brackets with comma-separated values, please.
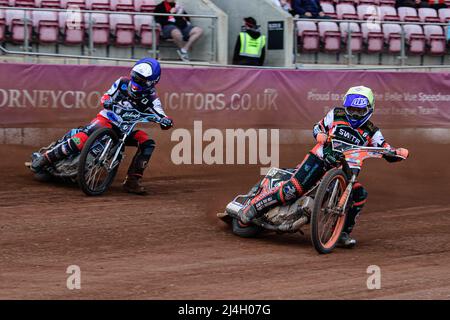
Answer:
[233, 17, 266, 66]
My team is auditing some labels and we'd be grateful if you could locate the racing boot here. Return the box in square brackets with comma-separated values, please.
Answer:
[31, 139, 76, 173]
[123, 140, 155, 195]
[31, 153, 51, 173]
[123, 175, 147, 195]
[338, 232, 357, 248]
[238, 178, 303, 224]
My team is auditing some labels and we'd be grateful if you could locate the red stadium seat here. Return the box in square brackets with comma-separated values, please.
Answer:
[359, 0, 379, 4]
[14, 0, 37, 7]
[32, 10, 59, 43]
[361, 22, 384, 53]
[5, 9, 32, 44]
[0, 11, 5, 42]
[357, 4, 380, 20]
[379, 0, 395, 6]
[379, 5, 400, 21]
[111, 0, 134, 11]
[297, 20, 320, 52]
[59, 9, 84, 44]
[134, 14, 160, 47]
[418, 8, 441, 23]
[423, 25, 446, 55]
[438, 8, 450, 22]
[84, 12, 109, 45]
[404, 24, 425, 55]
[336, 3, 358, 20]
[61, 0, 85, 9]
[318, 21, 341, 52]
[135, 0, 157, 12]
[340, 22, 363, 53]
[321, 2, 338, 19]
[383, 23, 402, 53]
[86, 0, 110, 11]
[398, 7, 420, 22]
[40, 0, 62, 8]
[110, 13, 134, 46]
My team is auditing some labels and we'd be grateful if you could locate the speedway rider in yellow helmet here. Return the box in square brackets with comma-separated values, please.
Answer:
[238, 86, 409, 248]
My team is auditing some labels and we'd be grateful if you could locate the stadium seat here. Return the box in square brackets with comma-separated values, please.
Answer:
[59, 9, 84, 44]
[135, 0, 157, 12]
[5, 9, 32, 44]
[134, 14, 160, 47]
[32, 10, 59, 43]
[14, 0, 37, 7]
[379, 5, 400, 21]
[423, 25, 446, 55]
[84, 12, 109, 45]
[336, 3, 358, 20]
[383, 23, 402, 53]
[404, 24, 425, 55]
[357, 4, 380, 20]
[40, 0, 62, 8]
[318, 21, 341, 52]
[110, 13, 134, 46]
[0, 0, 9, 6]
[86, 0, 110, 10]
[438, 8, 450, 22]
[61, 0, 86, 9]
[418, 8, 441, 23]
[111, 0, 134, 11]
[340, 22, 363, 53]
[398, 7, 420, 22]
[361, 22, 384, 53]
[297, 21, 320, 52]
[359, 0, 379, 4]
[321, 2, 338, 19]
[0, 11, 5, 42]
[379, 0, 395, 6]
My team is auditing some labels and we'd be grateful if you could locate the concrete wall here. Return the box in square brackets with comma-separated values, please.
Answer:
[211, 0, 294, 67]
[177, 0, 228, 64]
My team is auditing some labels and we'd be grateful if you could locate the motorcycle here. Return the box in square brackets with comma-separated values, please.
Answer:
[25, 104, 162, 196]
[218, 138, 406, 254]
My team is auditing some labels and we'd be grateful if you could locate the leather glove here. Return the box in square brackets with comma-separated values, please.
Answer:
[160, 116, 173, 130]
[395, 148, 409, 159]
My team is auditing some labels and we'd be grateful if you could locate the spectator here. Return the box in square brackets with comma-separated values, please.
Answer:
[427, 0, 447, 9]
[395, 0, 430, 8]
[292, 0, 330, 19]
[154, 0, 203, 62]
[232, 17, 266, 66]
[271, 0, 294, 14]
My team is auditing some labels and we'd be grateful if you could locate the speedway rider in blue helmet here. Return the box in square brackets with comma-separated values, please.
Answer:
[238, 86, 409, 247]
[32, 58, 173, 194]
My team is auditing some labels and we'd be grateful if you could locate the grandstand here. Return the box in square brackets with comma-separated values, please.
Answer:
[294, 0, 450, 66]
[0, 0, 448, 67]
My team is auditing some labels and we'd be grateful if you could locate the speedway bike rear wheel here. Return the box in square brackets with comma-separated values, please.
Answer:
[310, 168, 348, 254]
[78, 128, 120, 196]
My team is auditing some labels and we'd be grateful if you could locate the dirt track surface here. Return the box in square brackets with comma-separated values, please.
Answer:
[1, 139, 450, 300]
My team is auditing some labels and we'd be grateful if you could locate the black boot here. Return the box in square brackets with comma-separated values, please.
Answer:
[31, 139, 78, 173]
[123, 140, 155, 195]
[123, 175, 147, 195]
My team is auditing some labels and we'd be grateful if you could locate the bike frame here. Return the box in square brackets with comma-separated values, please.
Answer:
[331, 139, 405, 213]
[100, 106, 162, 172]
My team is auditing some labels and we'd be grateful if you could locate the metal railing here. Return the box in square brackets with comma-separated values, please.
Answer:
[0, 6, 219, 63]
[294, 18, 450, 66]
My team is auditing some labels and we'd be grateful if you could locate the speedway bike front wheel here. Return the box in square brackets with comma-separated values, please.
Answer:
[78, 128, 121, 196]
[310, 168, 349, 254]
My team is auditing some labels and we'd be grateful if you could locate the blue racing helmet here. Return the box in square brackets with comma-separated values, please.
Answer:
[128, 58, 161, 99]
[342, 86, 375, 128]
